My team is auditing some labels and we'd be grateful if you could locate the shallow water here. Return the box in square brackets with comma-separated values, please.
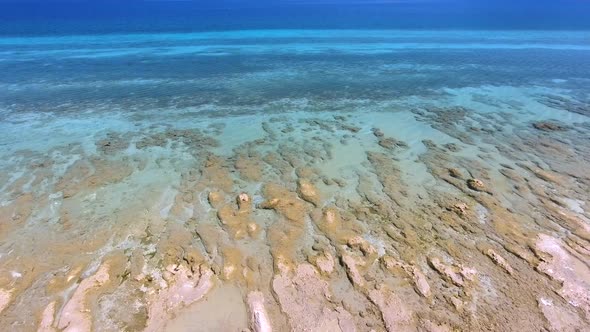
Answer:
[1, 29, 590, 331]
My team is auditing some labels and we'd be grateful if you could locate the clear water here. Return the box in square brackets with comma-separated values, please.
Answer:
[1, 4, 590, 332]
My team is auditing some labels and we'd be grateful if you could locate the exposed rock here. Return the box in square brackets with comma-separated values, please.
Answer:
[217, 199, 258, 239]
[0, 288, 13, 315]
[341, 253, 366, 288]
[484, 248, 514, 275]
[538, 297, 586, 332]
[58, 253, 127, 331]
[310, 251, 335, 276]
[237, 193, 251, 210]
[428, 257, 475, 287]
[346, 236, 378, 260]
[297, 179, 321, 207]
[247, 292, 273, 332]
[369, 285, 414, 331]
[261, 183, 309, 273]
[449, 203, 469, 217]
[408, 266, 432, 299]
[260, 183, 308, 223]
[208, 191, 224, 208]
[38, 301, 57, 332]
[466, 178, 485, 192]
[382, 256, 431, 299]
[536, 234, 590, 319]
[272, 264, 355, 331]
[144, 264, 214, 332]
[420, 320, 452, 332]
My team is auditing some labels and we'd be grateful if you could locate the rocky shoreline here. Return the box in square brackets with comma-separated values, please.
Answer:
[0, 89, 589, 331]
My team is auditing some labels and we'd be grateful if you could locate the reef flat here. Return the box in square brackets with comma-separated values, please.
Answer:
[0, 30, 589, 331]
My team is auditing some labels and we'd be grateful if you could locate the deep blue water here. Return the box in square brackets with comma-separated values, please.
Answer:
[1, 1, 590, 36]
[0, 2, 589, 115]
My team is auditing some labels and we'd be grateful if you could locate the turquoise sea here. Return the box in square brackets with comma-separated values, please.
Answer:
[1, 3, 590, 331]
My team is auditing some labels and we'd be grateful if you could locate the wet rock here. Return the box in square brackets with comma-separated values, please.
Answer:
[341, 124, 361, 133]
[333, 178, 347, 188]
[260, 183, 307, 223]
[200, 154, 234, 193]
[466, 178, 485, 192]
[56, 159, 134, 198]
[96, 132, 130, 154]
[372, 128, 384, 138]
[532, 121, 567, 132]
[378, 138, 396, 150]
[449, 203, 469, 217]
[297, 179, 321, 207]
[235, 154, 264, 182]
[207, 191, 223, 208]
[295, 166, 318, 180]
[237, 193, 252, 211]
[46, 263, 86, 295]
[367, 152, 407, 206]
[0, 193, 33, 226]
[378, 137, 408, 150]
[311, 207, 361, 246]
[531, 168, 562, 184]
[422, 140, 437, 149]
[443, 143, 461, 152]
